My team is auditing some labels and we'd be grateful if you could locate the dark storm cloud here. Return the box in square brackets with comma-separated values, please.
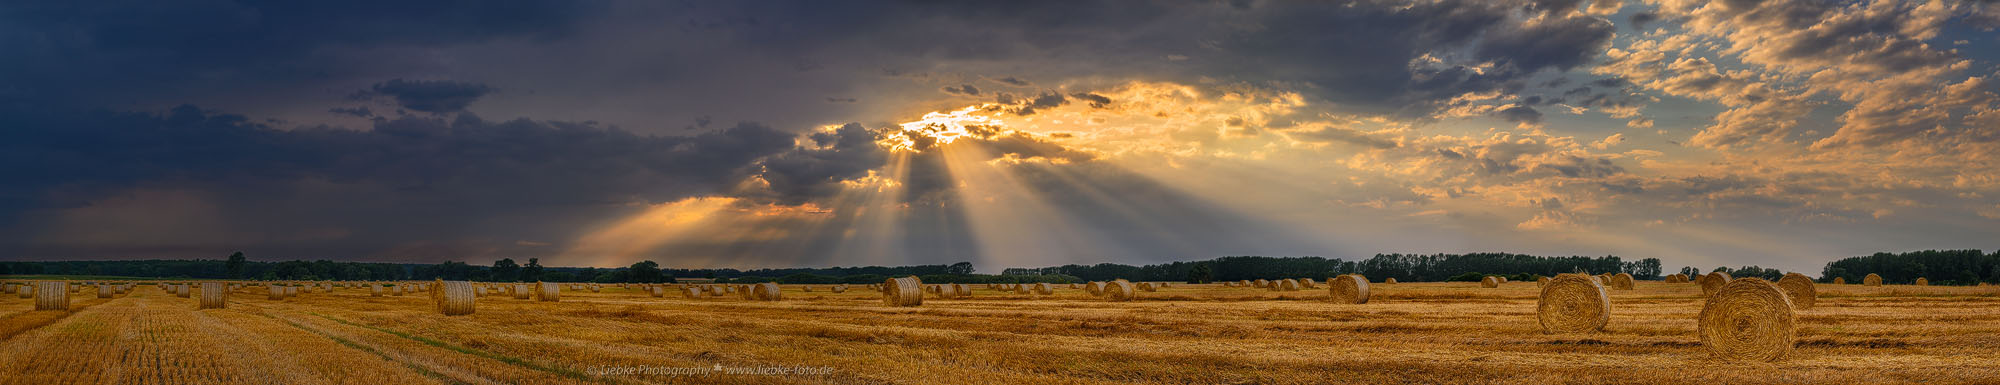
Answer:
[633, 0, 1618, 120]
[1142, 0, 1607, 119]
[1629, 11, 1661, 30]
[1495, 105, 1544, 125]
[992, 77, 1031, 86]
[0, 103, 795, 233]
[328, 107, 374, 118]
[941, 84, 981, 96]
[4, 0, 1621, 129]
[351, 79, 495, 113]
[1477, 16, 1615, 74]
[1070, 93, 1112, 108]
[0, 0, 1639, 262]
[752, 124, 890, 205]
[0, 1, 589, 105]
[1292, 127, 1402, 149]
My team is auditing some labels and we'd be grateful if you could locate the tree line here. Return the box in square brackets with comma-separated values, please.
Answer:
[5, 249, 1996, 285]
[1820, 249, 2000, 285]
[1004, 253, 1664, 283]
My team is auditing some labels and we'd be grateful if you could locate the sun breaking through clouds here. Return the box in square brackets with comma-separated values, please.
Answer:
[2, 0, 1998, 273]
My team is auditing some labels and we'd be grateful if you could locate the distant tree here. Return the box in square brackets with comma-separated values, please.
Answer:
[628, 260, 663, 283]
[542, 271, 574, 282]
[594, 270, 628, 283]
[523, 258, 544, 282]
[225, 252, 247, 279]
[1679, 266, 1700, 278]
[1187, 263, 1213, 283]
[947, 262, 975, 275]
[779, 273, 838, 284]
[491, 258, 520, 282]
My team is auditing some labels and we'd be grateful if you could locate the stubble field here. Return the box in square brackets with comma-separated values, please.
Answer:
[1, 280, 1997, 384]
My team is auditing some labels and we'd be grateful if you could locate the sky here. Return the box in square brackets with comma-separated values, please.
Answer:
[3, 0, 1998, 274]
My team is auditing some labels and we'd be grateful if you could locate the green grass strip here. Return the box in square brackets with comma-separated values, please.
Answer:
[305, 311, 598, 382]
[255, 311, 469, 385]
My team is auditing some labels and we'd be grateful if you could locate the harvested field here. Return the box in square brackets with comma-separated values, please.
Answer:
[0, 281, 1997, 384]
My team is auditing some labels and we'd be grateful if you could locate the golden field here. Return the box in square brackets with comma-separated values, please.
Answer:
[2, 281, 1998, 384]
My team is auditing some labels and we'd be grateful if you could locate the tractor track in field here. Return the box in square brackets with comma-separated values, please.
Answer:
[0, 292, 124, 341]
[236, 302, 486, 385]
[240, 300, 649, 385]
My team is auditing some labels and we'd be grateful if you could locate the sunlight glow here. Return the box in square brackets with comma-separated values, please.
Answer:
[880, 105, 1004, 152]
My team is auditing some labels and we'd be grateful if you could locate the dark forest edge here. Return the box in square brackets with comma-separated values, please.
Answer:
[2, 250, 1995, 286]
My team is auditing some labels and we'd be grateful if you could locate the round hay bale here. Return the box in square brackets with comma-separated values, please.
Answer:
[199, 282, 226, 309]
[1033, 283, 1053, 295]
[954, 284, 973, 298]
[1699, 272, 1733, 296]
[97, 284, 113, 299]
[435, 280, 476, 315]
[510, 284, 530, 299]
[1611, 273, 1635, 290]
[1776, 273, 1816, 309]
[1328, 274, 1369, 304]
[177, 284, 192, 298]
[1699, 278, 1795, 362]
[35, 282, 69, 311]
[1536, 273, 1609, 334]
[370, 284, 384, 297]
[1103, 279, 1137, 301]
[751, 282, 782, 301]
[1383, 278, 1397, 284]
[1832, 277, 1846, 285]
[285, 285, 299, 298]
[883, 276, 924, 306]
[1914, 277, 1928, 286]
[536, 282, 561, 302]
[1137, 282, 1159, 292]
[1862, 273, 1883, 286]
[1481, 276, 1501, 288]
[1299, 278, 1318, 289]
[1254, 279, 1269, 288]
[1275, 279, 1300, 291]
[17, 283, 31, 299]
[650, 286, 665, 297]
[831, 285, 848, 293]
[1086, 281, 1107, 296]
[1498, 276, 1509, 284]
[802, 286, 814, 292]
[267, 285, 285, 301]
[684, 286, 702, 298]
[708, 285, 726, 297]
